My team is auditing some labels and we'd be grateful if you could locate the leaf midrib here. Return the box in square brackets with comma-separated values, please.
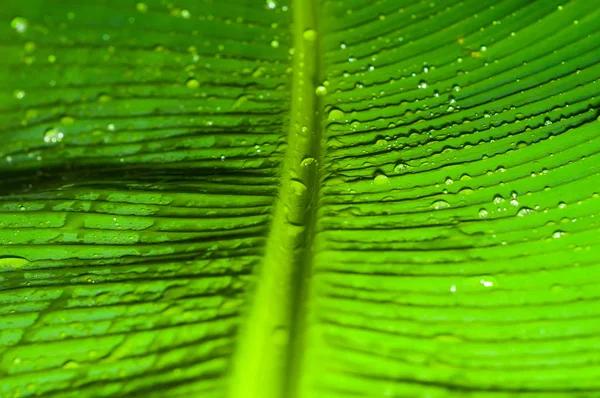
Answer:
[228, 1, 322, 398]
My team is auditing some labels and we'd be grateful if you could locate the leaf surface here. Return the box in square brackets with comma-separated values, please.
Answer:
[1, 1, 600, 397]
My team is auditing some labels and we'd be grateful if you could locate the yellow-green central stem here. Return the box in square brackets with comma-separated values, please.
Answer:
[228, 0, 321, 397]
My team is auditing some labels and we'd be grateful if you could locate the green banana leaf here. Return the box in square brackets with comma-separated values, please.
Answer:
[1, 0, 600, 397]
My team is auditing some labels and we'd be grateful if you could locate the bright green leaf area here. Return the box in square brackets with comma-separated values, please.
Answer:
[1, 0, 600, 397]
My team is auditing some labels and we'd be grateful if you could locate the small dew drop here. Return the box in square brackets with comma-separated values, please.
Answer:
[24, 41, 35, 53]
[374, 174, 389, 185]
[478, 208, 489, 218]
[186, 78, 199, 88]
[11, 17, 28, 33]
[327, 108, 345, 122]
[136, 2, 148, 13]
[315, 85, 327, 96]
[493, 194, 505, 205]
[431, 200, 450, 210]
[61, 116, 75, 126]
[394, 162, 409, 172]
[290, 179, 307, 196]
[517, 207, 533, 217]
[43, 128, 64, 144]
[270, 39, 280, 48]
[98, 94, 112, 103]
[480, 278, 493, 288]
[303, 29, 317, 42]
[301, 157, 316, 167]
[13, 90, 25, 100]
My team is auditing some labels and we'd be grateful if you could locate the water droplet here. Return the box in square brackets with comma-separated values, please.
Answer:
[60, 116, 75, 126]
[301, 157, 316, 167]
[552, 230, 565, 239]
[374, 174, 389, 185]
[98, 94, 112, 103]
[43, 128, 64, 144]
[303, 29, 317, 42]
[290, 179, 307, 196]
[0, 257, 28, 270]
[62, 360, 80, 369]
[516, 207, 533, 217]
[478, 208, 489, 218]
[186, 78, 199, 88]
[24, 41, 35, 53]
[418, 80, 427, 89]
[266, 0, 277, 9]
[445, 177, 454, 185]
[375, 139, 387, 148]
[480, 278, 493, 287]
[493, 194, 505, 205]
[394, 162, 409, 172]
[327, 108, 345, 122]
[558, 201, 567, 209]
[450, 285, 457, 293]
[11, 17, 28, 33]
[13, 90, 25, 100]
[181, 9, 191, 19]
[431, 200, 450, 210]
[340, 42, 346, 49]
[270, 39, 280, 48]
[480, 45, 487, 52]
[136, 2, 148, 12]
[315, 85, 327, 96]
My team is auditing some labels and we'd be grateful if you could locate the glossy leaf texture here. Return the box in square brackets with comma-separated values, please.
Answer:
[1, 1, 600, 398]
[0, 1, 292, 397]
